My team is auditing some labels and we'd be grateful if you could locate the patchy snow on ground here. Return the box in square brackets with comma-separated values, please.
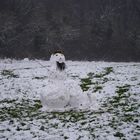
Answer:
[0, 59, 140, 140]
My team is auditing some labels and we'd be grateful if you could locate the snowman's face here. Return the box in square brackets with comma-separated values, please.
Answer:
[50, 53, 65, 63]
[50, 53, 66, 71]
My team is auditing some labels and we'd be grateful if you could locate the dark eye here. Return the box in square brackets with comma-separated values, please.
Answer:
[56, 54, 58, 56]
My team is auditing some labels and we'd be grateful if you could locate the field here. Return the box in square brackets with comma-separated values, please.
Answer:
[0, 59, 140, 140]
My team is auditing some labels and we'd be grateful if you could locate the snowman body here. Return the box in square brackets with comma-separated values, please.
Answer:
[40, 52, 93, 111]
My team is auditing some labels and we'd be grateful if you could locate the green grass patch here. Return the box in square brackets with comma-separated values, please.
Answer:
[80, 77, 93, 91]
[93, 85, 103, 92]
[0, 99, 42, 121]
[116, 85, 130, 97]
[1, 70, 19, 78]
[114, 132, 124, 138]
[48, 111, 86, 123]
[94, 67, 113, 78]
[109, 85, 131, 105]
[104, 83, 139, 127]
[33, 76, 47, 80]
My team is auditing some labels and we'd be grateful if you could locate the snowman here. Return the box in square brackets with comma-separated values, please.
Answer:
[40, 51, 94, 111]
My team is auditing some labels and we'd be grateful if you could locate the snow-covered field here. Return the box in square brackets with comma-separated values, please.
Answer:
[0, 59, 140, 140]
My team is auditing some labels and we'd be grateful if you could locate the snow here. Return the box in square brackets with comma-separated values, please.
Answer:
[39, 53, 95, 111]
[0, 59, 140, 139]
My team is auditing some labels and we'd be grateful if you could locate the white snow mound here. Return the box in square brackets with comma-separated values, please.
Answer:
[40, 53, 98, 111]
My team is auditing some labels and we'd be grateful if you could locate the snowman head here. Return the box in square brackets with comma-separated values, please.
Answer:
[50, 51, 66, 71]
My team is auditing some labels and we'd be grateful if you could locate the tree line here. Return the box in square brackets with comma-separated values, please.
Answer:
[0, 0, 140, 61]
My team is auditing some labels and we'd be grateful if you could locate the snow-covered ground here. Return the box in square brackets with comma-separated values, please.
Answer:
[0, 59, 140, 140]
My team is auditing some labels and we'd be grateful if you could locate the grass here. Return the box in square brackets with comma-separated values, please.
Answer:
[1, 69, 19, 78]
[80, 67, 113, 92]
[80, 67, 112, 92]
[114, 132, 124, 138]
[80, 77, 93, 91]
[94, 67, 113, 78]
[116, 85, 130, 95]
[93, 85, 103, 92]
[101, 83, 140, 139]
[33, 76, 47, 80]
[0, 99, 42, 121]
[0, 63, 139, 139]
[108, 85, 131, 105]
